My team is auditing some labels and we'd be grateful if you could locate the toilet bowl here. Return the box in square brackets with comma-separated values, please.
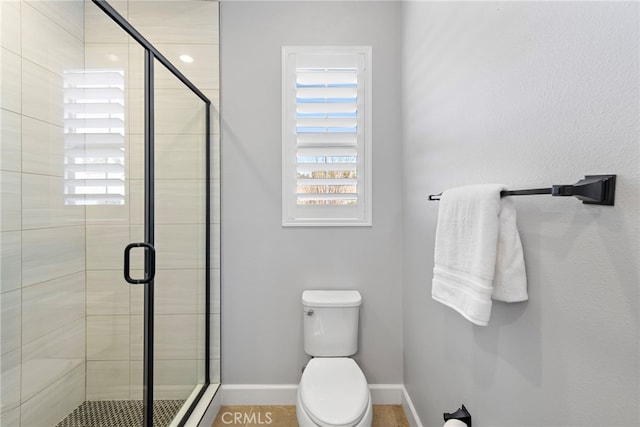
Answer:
[297, 290, 371, 427]
[296, 358, 372, 427]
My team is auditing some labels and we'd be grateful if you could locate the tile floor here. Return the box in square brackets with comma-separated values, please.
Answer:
[56, 400, 184, 427]
[211, 405, 409, 427]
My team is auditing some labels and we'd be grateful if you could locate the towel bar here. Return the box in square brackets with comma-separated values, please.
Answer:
[428, 175, 616, 206]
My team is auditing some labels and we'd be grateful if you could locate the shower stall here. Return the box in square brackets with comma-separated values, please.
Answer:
[0, 0, 220, 425]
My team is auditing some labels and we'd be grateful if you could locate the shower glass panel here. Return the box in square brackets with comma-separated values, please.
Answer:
[82, 6, 146, 422]
[151, 57, 209, 420]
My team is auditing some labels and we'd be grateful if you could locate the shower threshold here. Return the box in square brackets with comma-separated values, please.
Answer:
[56, 400, 185, 427]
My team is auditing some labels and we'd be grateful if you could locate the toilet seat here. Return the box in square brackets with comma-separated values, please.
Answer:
[299, 357, 369, 427]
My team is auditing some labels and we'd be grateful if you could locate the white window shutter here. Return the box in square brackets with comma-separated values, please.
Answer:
[282, 46, 372, 226]
[63, 69, 126, 206]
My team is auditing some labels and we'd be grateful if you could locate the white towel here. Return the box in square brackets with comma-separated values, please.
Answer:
[431, 184, 528, 326]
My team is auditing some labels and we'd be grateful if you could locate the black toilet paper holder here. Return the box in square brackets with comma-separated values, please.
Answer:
[443, 404, 472, 427]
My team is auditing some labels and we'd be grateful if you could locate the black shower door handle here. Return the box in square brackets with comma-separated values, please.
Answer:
[124, 242, 156, 284]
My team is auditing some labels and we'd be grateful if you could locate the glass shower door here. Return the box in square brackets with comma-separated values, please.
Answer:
[150, 57, 209, 423]
[92, 0, 212, 425]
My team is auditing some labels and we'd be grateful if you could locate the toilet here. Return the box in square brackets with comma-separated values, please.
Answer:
[296, 290, 373, 427]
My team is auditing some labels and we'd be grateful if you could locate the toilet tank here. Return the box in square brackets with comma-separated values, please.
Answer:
[302, 290, 362, 357]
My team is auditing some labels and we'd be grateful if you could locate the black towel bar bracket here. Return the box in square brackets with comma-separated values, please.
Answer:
[428, 174, 616, 206]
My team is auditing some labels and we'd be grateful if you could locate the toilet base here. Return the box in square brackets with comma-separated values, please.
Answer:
[296, 387, 372, 427]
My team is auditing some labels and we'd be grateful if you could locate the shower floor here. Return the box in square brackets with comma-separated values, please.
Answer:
[56, 400, 185, 427]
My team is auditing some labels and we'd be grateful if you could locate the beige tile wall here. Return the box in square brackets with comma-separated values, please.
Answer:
[1, 0, 87, 425]
[81, 0, 133, 398]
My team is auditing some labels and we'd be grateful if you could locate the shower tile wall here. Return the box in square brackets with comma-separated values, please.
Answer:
[1, 0, 87, 426]
[83, 0, 136, 401]
[1, 0, 220, 425]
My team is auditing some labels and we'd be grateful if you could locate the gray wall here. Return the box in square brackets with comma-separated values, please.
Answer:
[220, 1, 403, 384]
[401, 2, 639, 426]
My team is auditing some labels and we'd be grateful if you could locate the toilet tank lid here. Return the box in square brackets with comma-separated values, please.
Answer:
[302, 290, 362, 308]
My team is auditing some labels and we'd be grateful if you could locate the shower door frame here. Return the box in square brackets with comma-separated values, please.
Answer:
[91, 1, 212, 426]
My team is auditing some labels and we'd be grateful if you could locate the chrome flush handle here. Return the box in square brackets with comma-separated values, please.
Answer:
[304, 308, 314, 316]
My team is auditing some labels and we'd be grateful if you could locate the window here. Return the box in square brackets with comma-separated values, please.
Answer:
[282, 46, 372, 226]
[64, 69, 125, 205]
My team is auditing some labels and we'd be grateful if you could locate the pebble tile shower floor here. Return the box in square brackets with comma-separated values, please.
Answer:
[55, 400, 184, 427]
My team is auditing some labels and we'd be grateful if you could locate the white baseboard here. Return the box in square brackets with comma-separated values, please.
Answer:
[401, 385, 424, 427]
[219, 383, 406, 406]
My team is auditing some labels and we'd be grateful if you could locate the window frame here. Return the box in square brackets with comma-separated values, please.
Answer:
[281, 45, 372, 227]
